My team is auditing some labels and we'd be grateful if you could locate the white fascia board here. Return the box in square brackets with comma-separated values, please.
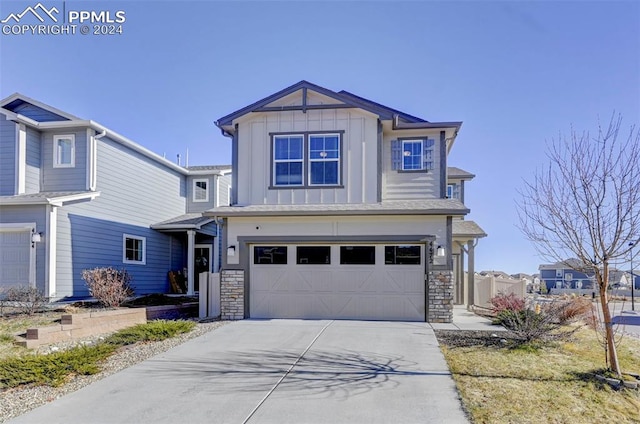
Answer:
[187, 169, 224, 176]
[48, 191, 101, 206]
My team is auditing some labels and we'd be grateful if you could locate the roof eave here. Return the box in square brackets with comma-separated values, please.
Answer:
[204, 208, 469, 218]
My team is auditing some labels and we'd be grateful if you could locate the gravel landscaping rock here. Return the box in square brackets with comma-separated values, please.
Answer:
[0, 320, 229, 423]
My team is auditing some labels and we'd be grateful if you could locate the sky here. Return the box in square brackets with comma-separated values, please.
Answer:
[1, 0, 639, 276]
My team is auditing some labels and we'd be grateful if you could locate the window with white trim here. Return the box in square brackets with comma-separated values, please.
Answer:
[309, 134, 340, 185]
[402, 140, 423, 170]
[193, 179, 209, 202]
[123, 234, 146, 265]
[273, 135, 304, 186]
[53, 135, 75, 168]
[447, 184, 460, 199]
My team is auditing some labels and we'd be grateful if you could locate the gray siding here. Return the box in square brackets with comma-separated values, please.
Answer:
[41, 129, 87, 192]
[52, 135, 188, 297]
[0, 205, 47, 293]
[0, 114, 16, 195]
[25, 126, 41, 193]
[11, 103, 69, 122]
[186, 175, 216, 213]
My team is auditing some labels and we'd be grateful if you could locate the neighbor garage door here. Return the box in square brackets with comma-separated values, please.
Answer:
[0, 228, 32, 290]
[250, 244, 426, 321]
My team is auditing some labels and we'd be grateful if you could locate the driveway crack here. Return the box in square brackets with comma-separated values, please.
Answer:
[242, 320, 334, 424]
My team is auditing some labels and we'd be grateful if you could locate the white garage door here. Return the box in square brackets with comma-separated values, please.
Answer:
[0, 228, 32, 290]
[250, 244, 426, 321]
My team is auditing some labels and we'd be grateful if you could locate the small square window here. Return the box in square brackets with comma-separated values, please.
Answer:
[53, 135, 75, 168]
[340, 246, 375, 265]
[254, 246, 287, 264]
[123, 234, 146, 265]
[297, 246, 331, 264]
[193, 179, 209, 202]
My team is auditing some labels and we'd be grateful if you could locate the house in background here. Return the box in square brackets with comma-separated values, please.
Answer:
[538, 259, 637, 293]
[206, 80, 486, 323]
[0, 93, 231, 300]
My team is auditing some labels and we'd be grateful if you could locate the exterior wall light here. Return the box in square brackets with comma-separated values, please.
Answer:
[227, 245, 236, 257]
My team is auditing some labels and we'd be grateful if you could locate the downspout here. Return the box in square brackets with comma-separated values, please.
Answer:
[89, 129, 106, 191]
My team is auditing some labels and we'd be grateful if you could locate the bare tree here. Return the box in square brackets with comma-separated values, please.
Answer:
[518, 114, 640, 377]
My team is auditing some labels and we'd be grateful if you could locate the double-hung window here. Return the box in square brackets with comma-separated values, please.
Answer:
[53, 135, 75, 168]
[193, 179, 209, 202]
[402, 139, 424, 171]
[272, 133, 341, 187]
[273, 135, 304, 186]
[309, 134, 340, 185]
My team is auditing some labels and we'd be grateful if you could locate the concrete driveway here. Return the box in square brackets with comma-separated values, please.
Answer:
[9, 320, 469, 424]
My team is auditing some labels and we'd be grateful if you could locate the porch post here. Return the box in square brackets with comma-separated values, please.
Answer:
[187, 230, 195, 295]
[467, 239, 475, 309]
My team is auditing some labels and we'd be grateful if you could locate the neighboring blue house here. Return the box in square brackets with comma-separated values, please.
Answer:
[538, 259, 636, 292]
[0, 93, 231, 300]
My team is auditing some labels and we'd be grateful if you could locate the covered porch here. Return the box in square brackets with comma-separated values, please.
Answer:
[452, 219, 487, 307]
[152, 214, 220, 295]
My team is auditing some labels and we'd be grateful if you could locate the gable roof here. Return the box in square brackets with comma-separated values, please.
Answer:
[452, 220, 487, 238]
[215, 80, 461, 133]
[1, 93, 228, 177]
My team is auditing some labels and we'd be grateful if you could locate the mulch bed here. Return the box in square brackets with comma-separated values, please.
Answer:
[435, 330, 522, 348]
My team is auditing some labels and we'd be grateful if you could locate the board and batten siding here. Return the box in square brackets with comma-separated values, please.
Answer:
[25, 126, 41, 193]
[52, 135, 188, 297]
[0, 205, 47, 293]
[41, 129, 87, 192]
[0, 114, 16, 195]
[236, 108, 378, 206]
[381, 130, 442, 201]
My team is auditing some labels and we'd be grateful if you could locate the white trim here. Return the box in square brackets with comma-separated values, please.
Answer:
[0, 191, 101, 206]
[53, 134, 75, 168]
[215, 175, 220, 207]
[187, 230, 195, 294]
[122, 234, 146, 265]
[46, 205, 57, 298]
[16, 123, 26, 194]
[0, 222, 36, 287]
[193, 178, 209, 203]
[308, 133, 341, 186]
[273, 134, 305, 187]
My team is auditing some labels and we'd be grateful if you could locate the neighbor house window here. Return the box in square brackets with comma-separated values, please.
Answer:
[273, 135, 304, 186]
[340, 246, 375, 265]
[254, 246, 287, 264]
[193, 179, 209, 202]
[309, 134, 340, 185]
[123, 234, 146, 265]
[447, 184, 460, 199]
[53, 135, 75, 168]
[385, 245, 421, 265]
[297, 246, 331, 264]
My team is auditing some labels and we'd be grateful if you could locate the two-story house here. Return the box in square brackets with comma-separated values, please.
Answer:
[0, 94, 231, 300]
[205, 81, 486, 323]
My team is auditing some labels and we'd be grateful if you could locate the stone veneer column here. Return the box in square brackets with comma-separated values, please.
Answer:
[428, 270, 454, 323]
[220, 270, 245, 320]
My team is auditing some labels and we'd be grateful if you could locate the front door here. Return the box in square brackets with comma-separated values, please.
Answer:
[194, 244, 212, 292]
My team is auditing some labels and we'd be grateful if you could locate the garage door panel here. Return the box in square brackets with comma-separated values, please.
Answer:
[250, 244, 425, 321]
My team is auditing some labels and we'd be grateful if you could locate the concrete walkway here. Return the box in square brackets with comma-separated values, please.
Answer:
[431, 305, 506, 331]
[10, 320, 470, 424]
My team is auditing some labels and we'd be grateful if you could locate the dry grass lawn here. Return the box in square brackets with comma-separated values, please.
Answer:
[439, 327, 640, 423]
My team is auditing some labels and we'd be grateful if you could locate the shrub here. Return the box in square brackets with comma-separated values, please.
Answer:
[495, 302, 582, 344]
[105, 320, 195, 346]
[4, 285, 48, 315]
[82, 267, 133, 308]
[490, 292, 525, 314]
[554, 297, 593, 324]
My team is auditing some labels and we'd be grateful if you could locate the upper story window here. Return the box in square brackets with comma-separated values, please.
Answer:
[272, 132, 342, 188]
[274, 135, 304, 186]
[193, 179, 209, 202]
[447, 184, 460, 200]
[309, 134, 340, 185]
[391, 138, 434, 172]
[123, 234, 146, 265]
[402, 140, 424, 170]
[53, 135, 75, 168]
